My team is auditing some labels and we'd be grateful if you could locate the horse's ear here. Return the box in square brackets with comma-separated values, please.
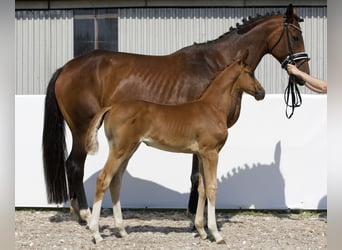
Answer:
[285, 4, 296, 22]
[285, 4, 304, 23]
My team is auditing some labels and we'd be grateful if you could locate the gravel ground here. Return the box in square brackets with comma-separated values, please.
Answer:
[15, 209, 327, 249]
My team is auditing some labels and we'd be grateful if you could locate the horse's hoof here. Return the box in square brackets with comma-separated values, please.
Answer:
[70, 199, 80, 215]
[78, 219, 87, 226]
[70, 206, 80, 218]
[186, 210, 195, 220]
[79, 208, 91, 225]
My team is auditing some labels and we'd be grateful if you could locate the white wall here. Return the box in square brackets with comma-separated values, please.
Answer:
[15, 94, 327, 209]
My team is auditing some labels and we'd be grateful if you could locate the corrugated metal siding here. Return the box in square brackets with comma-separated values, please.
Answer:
[118, 7, 327, 94]
[15, 10, 73, 95]
[298, 7, 327, 85]
[15, 7, 326, 95]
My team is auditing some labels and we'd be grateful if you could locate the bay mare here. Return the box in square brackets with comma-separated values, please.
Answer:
[42, 4, 309, 223]
[86, 50, 265, 244]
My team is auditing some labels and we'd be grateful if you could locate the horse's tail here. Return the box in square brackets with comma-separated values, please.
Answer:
[85, 106, 112, 155]
[42, 67, 69, 204]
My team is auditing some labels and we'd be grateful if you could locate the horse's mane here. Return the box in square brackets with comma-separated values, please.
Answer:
[192, 11, 282, 47]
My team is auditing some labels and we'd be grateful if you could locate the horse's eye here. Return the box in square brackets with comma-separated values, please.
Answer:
[293, 36, 300, 42]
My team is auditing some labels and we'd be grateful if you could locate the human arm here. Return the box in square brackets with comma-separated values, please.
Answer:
[287, 64, 327, 94]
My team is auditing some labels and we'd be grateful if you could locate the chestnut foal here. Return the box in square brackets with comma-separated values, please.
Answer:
[86, 50, 265, 244]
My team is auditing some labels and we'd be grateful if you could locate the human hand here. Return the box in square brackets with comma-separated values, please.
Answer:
[286, 64, 302, 77]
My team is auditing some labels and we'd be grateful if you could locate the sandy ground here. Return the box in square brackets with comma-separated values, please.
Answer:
[15, 209, 327, 249]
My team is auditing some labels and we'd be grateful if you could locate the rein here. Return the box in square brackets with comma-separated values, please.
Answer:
[283, 72, 303, 119]
[282, 53, 310, 119]
[270, 18, 310, 119]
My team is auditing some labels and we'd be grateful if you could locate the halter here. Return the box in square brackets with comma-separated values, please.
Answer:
[270, 18, 310, 119]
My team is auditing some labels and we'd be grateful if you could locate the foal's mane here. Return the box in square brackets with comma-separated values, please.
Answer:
[192, 11, 283, 47]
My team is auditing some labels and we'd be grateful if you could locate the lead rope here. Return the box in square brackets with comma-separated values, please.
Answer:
[283, 55, 308, 119]
[283, 23, 302, 119]
[284, 73, 302, 119]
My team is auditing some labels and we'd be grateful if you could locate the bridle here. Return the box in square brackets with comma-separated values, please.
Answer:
[270, 17, 311, 119]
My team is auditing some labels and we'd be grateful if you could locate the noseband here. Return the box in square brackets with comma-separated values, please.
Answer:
[270, 18, 311, 119]
[281, 52, 310, 70]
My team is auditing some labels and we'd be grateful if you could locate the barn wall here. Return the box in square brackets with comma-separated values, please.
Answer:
[14, 6, 326, 95]
[15, 10, 73, 95]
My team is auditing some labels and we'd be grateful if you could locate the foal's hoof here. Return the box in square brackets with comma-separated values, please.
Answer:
[93, 233, 104, 244]
[216, 239, 226, 245]
[199, 232, 208, 240]
[118, 229, 128, 238]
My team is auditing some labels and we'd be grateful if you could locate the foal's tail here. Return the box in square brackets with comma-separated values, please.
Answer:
[85, 107, 112, 155]
[42, 68, 69, 204]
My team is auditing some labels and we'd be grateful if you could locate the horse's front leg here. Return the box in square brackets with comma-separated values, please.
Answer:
[202, 151, 225, 244]
[109, 159, 130, 238]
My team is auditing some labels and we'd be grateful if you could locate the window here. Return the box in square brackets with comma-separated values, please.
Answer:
[74, 9, 118, 57]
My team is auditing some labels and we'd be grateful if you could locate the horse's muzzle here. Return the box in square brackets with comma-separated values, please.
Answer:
[254, 88, 265, 100]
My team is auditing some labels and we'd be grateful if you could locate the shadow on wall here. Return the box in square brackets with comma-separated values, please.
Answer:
[216, 141, 286, 209]
[83, 141, 287, 209]
[318, 195, 327, 210]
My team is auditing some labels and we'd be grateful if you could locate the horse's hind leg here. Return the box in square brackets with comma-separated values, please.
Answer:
[66, 136, 91, 224]
[187, 154, 200, 221]
[109, 159, 129, 237]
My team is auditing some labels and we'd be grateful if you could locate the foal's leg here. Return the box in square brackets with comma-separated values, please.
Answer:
[109, 159, 130, 237]
[194, 157, 207, 240]
[201, 151, 225, 244]
[89, 153, 123, 243]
